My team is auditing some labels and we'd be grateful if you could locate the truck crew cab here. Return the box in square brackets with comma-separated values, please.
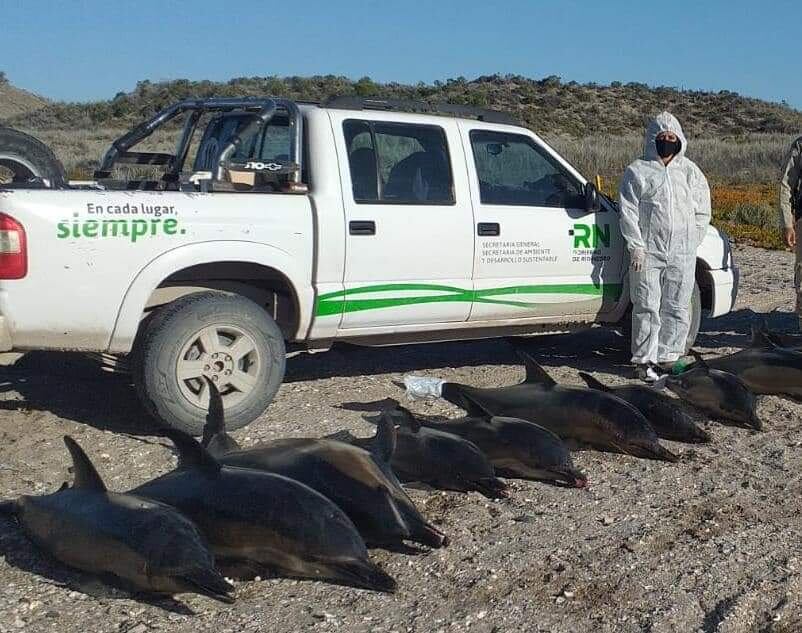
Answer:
[0, 96, 738, 433]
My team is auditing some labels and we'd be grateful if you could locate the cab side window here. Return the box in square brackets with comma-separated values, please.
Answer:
[470, 130, 583, 208]
[343, 120, 454, 204]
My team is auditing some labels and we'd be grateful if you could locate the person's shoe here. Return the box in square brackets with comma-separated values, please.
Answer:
[657, 360, 677, 372]
[634, 363, 660, 383]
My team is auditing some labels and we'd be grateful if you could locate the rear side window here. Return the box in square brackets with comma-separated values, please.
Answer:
[343, 120, 454, 204]
[470, 130, 583, 208]
[193, 114, 291, 172]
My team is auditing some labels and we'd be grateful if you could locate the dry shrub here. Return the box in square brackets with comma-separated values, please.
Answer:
[549, 134, 792, 188]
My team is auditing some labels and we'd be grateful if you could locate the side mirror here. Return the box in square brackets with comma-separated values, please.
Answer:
[584, 181, 601, 213]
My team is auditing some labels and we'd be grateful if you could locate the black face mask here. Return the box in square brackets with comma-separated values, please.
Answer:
[655, 137, 681, 158]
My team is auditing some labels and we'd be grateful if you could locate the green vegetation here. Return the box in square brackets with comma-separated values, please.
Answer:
[0, 73, 798, 249]
[4, 74, 802, 137]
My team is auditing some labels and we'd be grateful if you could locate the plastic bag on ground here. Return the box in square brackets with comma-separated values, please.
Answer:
[403, 376, 445, 400]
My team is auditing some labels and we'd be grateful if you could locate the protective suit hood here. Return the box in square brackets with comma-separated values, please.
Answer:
[643, 111, 688, 162]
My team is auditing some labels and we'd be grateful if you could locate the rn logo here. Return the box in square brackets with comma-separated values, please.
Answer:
[570, 223, 610, 249]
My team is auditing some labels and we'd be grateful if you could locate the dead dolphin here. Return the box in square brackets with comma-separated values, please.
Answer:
[200, 379, 446, 550]
[0, 436, 233, 603]
[437, 351, 678, 462]
[702, 325, 802, 399]
[340, 399, 583, 487]
[345, 401, 508, 498]
[416, 404, 588, 487]
[750, 316, 802, 350]
[131, 429, 396, 593]
[578, 372, 710, 443]
[665, 352, 761, 430]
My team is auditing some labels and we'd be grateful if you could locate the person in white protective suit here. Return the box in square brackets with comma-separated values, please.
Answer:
[618, 112, 711, 382]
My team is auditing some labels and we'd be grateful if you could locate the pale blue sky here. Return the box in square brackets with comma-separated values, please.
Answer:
[1, 0, 799, 108]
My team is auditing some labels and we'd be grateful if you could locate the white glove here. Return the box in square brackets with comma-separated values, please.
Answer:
[630, 248, 646, 272]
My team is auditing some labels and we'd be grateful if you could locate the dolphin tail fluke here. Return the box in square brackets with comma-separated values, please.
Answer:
[321, 560, 397, 593]
[473, 477, 509, 499]
[178, 567, 234, 604]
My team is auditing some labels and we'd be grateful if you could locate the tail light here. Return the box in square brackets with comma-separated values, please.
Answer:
[0, 214, 27, 279]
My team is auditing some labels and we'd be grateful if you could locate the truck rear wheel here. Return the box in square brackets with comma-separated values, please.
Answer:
[0, 127, 66, 187]
[133, 291, 285, 435]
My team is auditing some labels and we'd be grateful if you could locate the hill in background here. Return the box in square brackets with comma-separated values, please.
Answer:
[0, 72, 795, 248]
[2, 73, 801, 137]
[0, 72, 48, 121]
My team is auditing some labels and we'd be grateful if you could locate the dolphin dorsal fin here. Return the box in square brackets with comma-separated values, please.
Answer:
[516, 350, 557, 387]
[749, 321, 779, 349]
[577, 371, 610, 392]
[63, 436, 107, 492]
[391, 404, 421, 432]
[162, 428, 221, 476]
[457, 390, 496, 420]
[201, 377, 241, 450]
[372, 412, 398, 463]
[689, 349, 710, 371]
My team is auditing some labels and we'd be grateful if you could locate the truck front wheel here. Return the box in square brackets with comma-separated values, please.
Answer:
[133, 291, 285, 435]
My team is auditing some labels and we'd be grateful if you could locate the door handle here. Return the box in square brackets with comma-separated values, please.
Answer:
[349, 220, 376, 236]
[477, 222, 500, 237]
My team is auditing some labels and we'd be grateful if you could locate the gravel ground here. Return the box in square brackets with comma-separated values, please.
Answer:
[1, 243, 801, 633]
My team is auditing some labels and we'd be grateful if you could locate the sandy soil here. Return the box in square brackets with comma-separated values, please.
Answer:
[1, 243, 801, 633]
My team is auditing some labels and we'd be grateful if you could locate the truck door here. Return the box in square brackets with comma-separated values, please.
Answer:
[461, 124, 624, 322]
[328, 114, 475, 328]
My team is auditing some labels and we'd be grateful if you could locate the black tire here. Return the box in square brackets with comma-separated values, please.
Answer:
[133, 291, 286, 435]
[0, 127, 66, 187]
[616, 281, 702, 354]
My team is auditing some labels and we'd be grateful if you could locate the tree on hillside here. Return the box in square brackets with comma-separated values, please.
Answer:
[0, 71, 8, 85]
[354, 76, 379, 97]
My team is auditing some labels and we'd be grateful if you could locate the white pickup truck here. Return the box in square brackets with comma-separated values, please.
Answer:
[0, 96, 738, 433]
